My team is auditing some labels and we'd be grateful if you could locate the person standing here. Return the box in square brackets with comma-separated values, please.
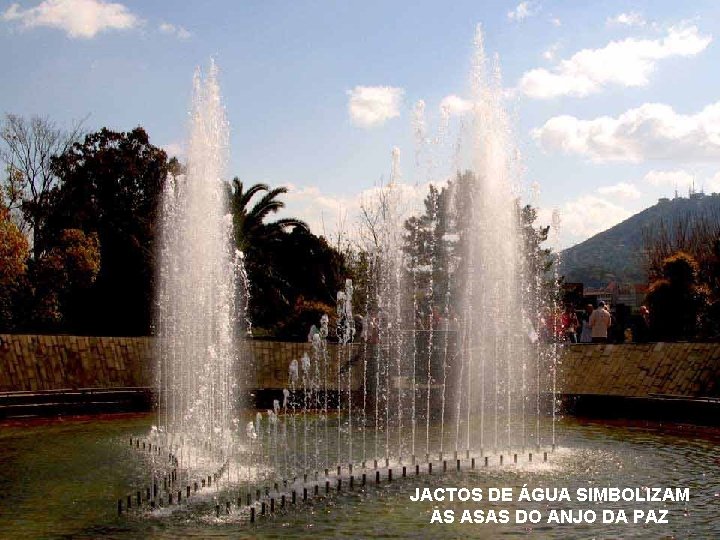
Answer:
[634, 305, 651, 343]
[589, 301, 612, 343]
[562, 305, 579, 343]
[579, 304, 593, 343]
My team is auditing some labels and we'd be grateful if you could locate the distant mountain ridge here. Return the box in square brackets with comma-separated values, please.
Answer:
[560, 193, 720, 287]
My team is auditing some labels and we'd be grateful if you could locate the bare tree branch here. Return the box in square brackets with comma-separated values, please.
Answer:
[0, 114, 85, 254]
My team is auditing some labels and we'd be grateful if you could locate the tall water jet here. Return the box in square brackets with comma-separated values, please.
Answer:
[456, 26, 537, 453]
[138, 30, 554, 524]
[155, 61, 244, 452]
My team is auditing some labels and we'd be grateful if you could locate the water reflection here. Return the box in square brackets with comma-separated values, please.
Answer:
[0, 414, 717, 539]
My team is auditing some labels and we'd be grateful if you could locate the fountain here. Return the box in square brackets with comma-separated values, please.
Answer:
[155, 61, 248, 458]
[132, 26, 556, 523]
[455, 27, 544, 454]
[0, 21, 715, 540]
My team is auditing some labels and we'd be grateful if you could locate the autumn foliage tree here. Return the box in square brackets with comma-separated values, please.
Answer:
[2, 115, 351, 338]
[41, 127, 168, 335]
[0, 205, 29, 329]
[646, 252, 709, 340]
[30, 229, 101, 330]
[645, 214, 720, 338]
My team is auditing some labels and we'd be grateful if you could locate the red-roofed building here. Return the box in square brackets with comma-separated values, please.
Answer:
[583, 282, 648, 311]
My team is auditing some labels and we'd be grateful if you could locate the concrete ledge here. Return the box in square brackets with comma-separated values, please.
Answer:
[0, 387, 154, 419]
[2, 335, 720, 423]
[562, 393, 720, 426]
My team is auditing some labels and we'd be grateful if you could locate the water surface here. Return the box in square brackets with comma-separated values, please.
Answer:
[0, 414, 717, 539]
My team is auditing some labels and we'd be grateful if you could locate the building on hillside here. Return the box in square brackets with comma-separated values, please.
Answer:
[583, 287, 613, 307]
[561, 282, 584, 306]
[582, 282, 648, 311]
[620, 283, 649, 310]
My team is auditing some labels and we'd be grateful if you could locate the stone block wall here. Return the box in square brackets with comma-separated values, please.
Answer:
[1, 335, 718, 398]
[0, 334, 153, 392]
[560, 343, 720, 398]
[0, 334, 363, 393]
[247, 340, 363, 390]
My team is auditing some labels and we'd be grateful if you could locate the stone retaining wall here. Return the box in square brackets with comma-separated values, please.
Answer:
[0, 334, 153, 392]
[0, 335, 363, 392]
[248, 340, 363, 391]
[2, 335, 718, 398]
[560, 343, 720, 398]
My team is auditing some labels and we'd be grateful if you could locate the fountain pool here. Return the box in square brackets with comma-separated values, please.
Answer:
[145, 27, 562, 523]
[0, 414, 717, 538]
[2, 24, 717, 540]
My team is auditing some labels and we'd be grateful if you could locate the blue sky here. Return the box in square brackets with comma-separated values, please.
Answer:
[3, 0, 720, 248]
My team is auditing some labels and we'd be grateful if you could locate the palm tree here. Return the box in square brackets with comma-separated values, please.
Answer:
[229, 178, 308, 251]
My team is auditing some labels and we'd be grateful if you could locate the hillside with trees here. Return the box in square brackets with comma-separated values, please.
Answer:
[560, 193, 720, 287]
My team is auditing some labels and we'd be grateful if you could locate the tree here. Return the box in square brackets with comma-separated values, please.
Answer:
[0, 114, 83, 254]
[401, 171, 556, 322]
[403, 183, 453, 316]
[519, 203, 555, 305]
[246, 226, 347, 339]
[645, 213, 720, 286]
[343, 246, 378, 318]
[167, 156, 186, 179]
[2, 165, 25, 230]
[226, 178, 347, 338]
[229, 178, 308, 251]
[646, 252, 709, 340]
[30, 229, 101, 331]
[42, 127, 168, 335]
[0, 204, 29, 330]
[645, 213, 720, 337]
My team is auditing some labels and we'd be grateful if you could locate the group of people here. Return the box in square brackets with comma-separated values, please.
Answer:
[544, 302, 613, 344]
[578, 302, 612, 343]
[556, 302, 654, 344]
[364, 301, 644, 345]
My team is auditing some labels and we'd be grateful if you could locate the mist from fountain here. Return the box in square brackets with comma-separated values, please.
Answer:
[344, 25, 552, 467]
[136, 28, 557, 522]
[456, 26, 539, 454]
[155, 61, 246, 455]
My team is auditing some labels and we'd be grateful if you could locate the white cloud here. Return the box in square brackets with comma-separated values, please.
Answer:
[541, 195, 633, 247]
[347, 86, 404, 128]
[597, 182, 642, 199]
[439, 94, 472, 116]
[707, 172, 720, 193]
[159, 22, 190, 39]
[643, 169, 720, 194]
[507, 1, 538, 22]
[162, 141, 185, 158]
[606, 12, 646, 27]
[542, 42, 561, 61]
[550, 17, 561, 27]
[644, 169, 695, 189]
[518, 25, 711, 98]
[2, 0, 140, 38]
[280, 184, 357, 239]
[280, 180, 441, 243]
[531, 101, 720, 162]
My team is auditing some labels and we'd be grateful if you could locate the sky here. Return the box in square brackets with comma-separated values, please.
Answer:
[3, 0, 720, 249]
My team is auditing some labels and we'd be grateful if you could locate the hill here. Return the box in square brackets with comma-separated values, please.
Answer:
[560, 193, 720, 287]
